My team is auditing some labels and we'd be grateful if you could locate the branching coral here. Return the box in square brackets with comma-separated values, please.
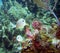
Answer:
[8, 1, 32, 19]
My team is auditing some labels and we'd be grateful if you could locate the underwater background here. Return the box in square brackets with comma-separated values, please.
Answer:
[0, 0, 60, 53]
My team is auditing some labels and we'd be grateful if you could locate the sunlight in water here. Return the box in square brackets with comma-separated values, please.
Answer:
[0, 0, 3, 6]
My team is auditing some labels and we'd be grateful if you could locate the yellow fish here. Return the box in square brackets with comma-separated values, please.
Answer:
[16, 18, 27, 30]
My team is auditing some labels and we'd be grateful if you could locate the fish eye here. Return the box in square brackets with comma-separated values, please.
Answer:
[22, 20, 25, 22]
[22, 20, 24, 22]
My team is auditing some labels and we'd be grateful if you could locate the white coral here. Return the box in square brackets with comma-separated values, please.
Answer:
[16, 35, 23, 42]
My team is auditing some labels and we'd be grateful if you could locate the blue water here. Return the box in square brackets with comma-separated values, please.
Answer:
[0, 0, 3, 6]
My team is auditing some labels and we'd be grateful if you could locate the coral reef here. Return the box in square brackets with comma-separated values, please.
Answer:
[0, 0, 60, 53]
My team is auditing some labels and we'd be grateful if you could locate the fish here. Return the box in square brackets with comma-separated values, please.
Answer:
[16, 18, 27, 31]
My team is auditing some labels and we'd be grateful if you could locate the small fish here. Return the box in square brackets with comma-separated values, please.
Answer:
[16, 18, 27, 30]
